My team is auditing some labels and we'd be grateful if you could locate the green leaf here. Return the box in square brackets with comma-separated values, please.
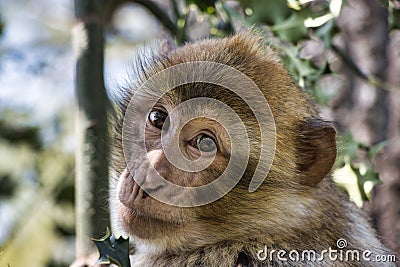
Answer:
[333, 159, 363, 207]
[278, 44, 321, 86]
[351, 164, 381, 202]
[315, 19, 340, 48]
[270, 11, 310, 42]
[369, 140, 388, 160]
[93, 228, 131, 267]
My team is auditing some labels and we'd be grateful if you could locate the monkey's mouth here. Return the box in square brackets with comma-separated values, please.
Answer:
[119, 187, 182, 230]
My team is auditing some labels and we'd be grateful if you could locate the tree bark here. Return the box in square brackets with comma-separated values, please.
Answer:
[335, 0, 389, 143]
[372, 30, 400, 257]
[333, 0, 400, 257]
[73, 0, 110, 262]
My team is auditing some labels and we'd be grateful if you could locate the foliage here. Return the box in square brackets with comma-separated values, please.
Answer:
[388, 0, 400, 30]
[94, 228, 131, 267]
[0, 109, 75, 267]
[334, 133, 386, 207]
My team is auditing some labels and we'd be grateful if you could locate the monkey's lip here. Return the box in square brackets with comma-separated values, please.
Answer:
[120, 198, 181, 226]
[120, 181, 185, 226]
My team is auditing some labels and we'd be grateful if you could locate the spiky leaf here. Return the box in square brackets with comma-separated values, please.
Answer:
[93, 228, 130, 267]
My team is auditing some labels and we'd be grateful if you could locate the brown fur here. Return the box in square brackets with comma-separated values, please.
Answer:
[110, 32, 397, 266]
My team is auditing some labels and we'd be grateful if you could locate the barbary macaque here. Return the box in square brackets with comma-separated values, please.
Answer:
[110, 32, 397, 266]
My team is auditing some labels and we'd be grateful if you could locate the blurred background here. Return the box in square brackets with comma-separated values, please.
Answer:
[0, 0, 399, 266]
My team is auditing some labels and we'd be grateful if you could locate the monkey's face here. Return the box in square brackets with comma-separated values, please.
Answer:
[113, 52, 281, 250]
[117, 85, 250, 242]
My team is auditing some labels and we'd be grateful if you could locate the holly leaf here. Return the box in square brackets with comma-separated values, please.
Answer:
[369, 140, 388, 160]
[333, 159, 362, 207]
[351, 164, 382, 202]
[93, 228, 131, 267]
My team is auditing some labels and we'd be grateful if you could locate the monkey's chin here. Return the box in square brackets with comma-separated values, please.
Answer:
[119, 204, 182, 240]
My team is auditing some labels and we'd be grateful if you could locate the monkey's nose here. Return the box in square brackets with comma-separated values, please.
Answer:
[118, 168, 140, 206]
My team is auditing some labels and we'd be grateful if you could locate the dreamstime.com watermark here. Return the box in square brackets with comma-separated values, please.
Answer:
[256, 238, 397, 263]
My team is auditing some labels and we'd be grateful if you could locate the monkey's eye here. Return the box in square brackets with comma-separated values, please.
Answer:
[148, 109, 169, 130]
[195, 134, 217, 153]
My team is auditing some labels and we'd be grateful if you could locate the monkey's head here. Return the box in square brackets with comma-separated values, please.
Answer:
[112, 32, 337, 252]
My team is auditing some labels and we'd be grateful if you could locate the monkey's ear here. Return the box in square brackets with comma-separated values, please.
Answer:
[296, 119, 337, 186]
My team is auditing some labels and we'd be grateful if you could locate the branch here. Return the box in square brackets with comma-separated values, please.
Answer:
[130, 0, 188, 42]
[331, 44, 398, 91]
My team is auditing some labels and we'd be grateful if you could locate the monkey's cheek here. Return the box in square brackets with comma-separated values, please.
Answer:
[118, 204, 152, 237]
[118, 203, 170, 240]
[118, 204, 137, 234]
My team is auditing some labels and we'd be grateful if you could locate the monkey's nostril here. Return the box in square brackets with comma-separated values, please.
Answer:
[141, 184, 164, 199]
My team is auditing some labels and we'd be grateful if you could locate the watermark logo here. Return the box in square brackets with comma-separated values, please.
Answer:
[256, 238, 397, 263]
[336, 238, 347, 249]
[122, 61, 276, 207]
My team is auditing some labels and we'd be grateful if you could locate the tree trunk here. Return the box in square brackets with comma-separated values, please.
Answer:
[372, 30, 400, 257]
[334, 0, 400, 257]
[73, 0, 110, 262]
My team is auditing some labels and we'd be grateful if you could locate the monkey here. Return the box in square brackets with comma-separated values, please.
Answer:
[110, 31, 397, 267]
